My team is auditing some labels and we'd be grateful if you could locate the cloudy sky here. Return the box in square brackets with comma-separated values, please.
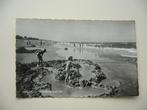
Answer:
[16, 19, 136, 42]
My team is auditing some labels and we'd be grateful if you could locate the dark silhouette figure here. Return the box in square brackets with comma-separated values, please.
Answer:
[65, 56, 73, 84]
[40, 40, 43, 46]
[37, 49, 47, 66]
[74, 43, 75, 47]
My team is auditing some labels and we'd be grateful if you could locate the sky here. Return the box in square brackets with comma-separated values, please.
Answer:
[16, 19, 136, 42]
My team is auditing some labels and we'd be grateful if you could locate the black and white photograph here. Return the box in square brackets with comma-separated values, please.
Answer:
[16, 19, 138, 98]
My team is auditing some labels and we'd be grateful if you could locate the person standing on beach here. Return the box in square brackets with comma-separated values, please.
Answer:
[40, 40, 43, 46]
[65, 56, 73, 84]
[37, 49, 47, 66]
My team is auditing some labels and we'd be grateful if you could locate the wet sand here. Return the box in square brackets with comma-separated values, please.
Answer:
[16, 45, 63, 63]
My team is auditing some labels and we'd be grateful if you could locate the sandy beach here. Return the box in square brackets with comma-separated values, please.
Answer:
[16, 42, 138, 97]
